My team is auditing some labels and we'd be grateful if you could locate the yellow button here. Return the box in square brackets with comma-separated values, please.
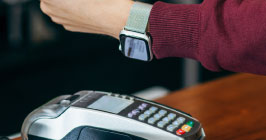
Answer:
[181, 124, 192, 132]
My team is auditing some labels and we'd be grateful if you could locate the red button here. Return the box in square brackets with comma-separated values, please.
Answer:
[176, 129, 186, 135]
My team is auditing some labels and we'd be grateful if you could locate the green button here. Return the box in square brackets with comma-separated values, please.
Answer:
[186, 121, 194, 127]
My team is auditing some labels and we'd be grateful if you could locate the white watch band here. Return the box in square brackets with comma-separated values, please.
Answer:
[125, 1, 152, 34]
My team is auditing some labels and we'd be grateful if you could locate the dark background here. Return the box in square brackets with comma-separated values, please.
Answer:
[0, 0, 232, 135]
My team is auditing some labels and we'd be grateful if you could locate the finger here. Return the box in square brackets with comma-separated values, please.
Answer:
[40, 2, 47, 14]
[41, 0, 66, 8]
[49, 16, 80, 26]
[40, 2, 72, 20]
[48, 14, 101, 31]
[40, 0, 58, 3]
[40, 2, 53, 15]
[62, 25, 102, 34]
[48, 16, 98, 33]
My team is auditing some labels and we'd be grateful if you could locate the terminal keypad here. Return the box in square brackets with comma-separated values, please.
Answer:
[120, 97, 199, 138]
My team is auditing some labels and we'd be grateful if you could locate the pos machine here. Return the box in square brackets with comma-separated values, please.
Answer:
[21, 91, 205, 140]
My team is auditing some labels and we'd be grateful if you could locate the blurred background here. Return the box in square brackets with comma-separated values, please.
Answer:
[0, 0, 232, 135]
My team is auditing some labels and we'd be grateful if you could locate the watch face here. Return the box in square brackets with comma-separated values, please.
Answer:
[120, 35, 151, 61]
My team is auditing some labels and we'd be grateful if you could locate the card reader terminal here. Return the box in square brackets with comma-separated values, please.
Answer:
[21, 91, 205, 140]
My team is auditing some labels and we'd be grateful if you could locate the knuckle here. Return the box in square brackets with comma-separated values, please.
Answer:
[51, 17, 59, 23]
[40, 2, 50, 14]
[63, 25, 72, 31]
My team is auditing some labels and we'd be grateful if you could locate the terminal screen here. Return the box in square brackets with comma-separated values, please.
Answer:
[87, 96, 134, 114]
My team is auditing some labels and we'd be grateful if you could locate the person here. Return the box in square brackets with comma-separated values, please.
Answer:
[40, 0, 266, 75]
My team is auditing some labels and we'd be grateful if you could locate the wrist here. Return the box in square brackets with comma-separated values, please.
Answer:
[105, 1, 134, 39]
[118, 2, 153, 61]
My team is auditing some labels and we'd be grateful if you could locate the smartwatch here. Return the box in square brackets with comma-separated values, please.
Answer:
[119, 1, 153, 61]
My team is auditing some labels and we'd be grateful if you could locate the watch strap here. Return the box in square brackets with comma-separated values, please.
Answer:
[125, 1, 152, 34]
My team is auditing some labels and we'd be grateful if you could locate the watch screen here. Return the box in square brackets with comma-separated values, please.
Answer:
[124, 37, 149, 61]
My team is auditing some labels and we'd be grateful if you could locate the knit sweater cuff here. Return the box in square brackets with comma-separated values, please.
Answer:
[149, 1, 200, 60]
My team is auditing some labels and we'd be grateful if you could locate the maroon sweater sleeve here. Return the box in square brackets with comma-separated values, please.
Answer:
[149, 0, 266, 75]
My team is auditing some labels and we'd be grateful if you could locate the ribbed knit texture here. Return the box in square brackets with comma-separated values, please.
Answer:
[149, 1, 266, 75]
[150, 2, 200, 60]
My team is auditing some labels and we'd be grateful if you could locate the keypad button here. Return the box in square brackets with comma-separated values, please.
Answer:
[144, 110, 152, 116]
[157, 121, 167, 128]
[158, 110, 167, 116]
[176, 117, 186, 124]
[181, 124, 192, 132]
[176, 129, 186, 136]
[154, 113, 163, 120]
[162, 117, 170, 123]
[172, 120, 181, 127]
[132, 109, 141, 115]
[141, 103, 148, 108]
[186, 121, 194, 127]
[138, 114, 148, 121]
[168, 113, 176, 120]
[149, 106, 158, 113]
[138, 103, 148, 111]
[128, 113, 133, 118]
[138, 106, 146, 111]
[167, 124, 177, 132]
[148, 117, 156, 124]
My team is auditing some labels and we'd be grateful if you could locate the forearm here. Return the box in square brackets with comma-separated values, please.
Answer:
[40, 0, 133, 39]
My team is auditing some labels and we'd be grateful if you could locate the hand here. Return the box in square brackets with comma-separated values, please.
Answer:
[40, 0, 134, 39]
